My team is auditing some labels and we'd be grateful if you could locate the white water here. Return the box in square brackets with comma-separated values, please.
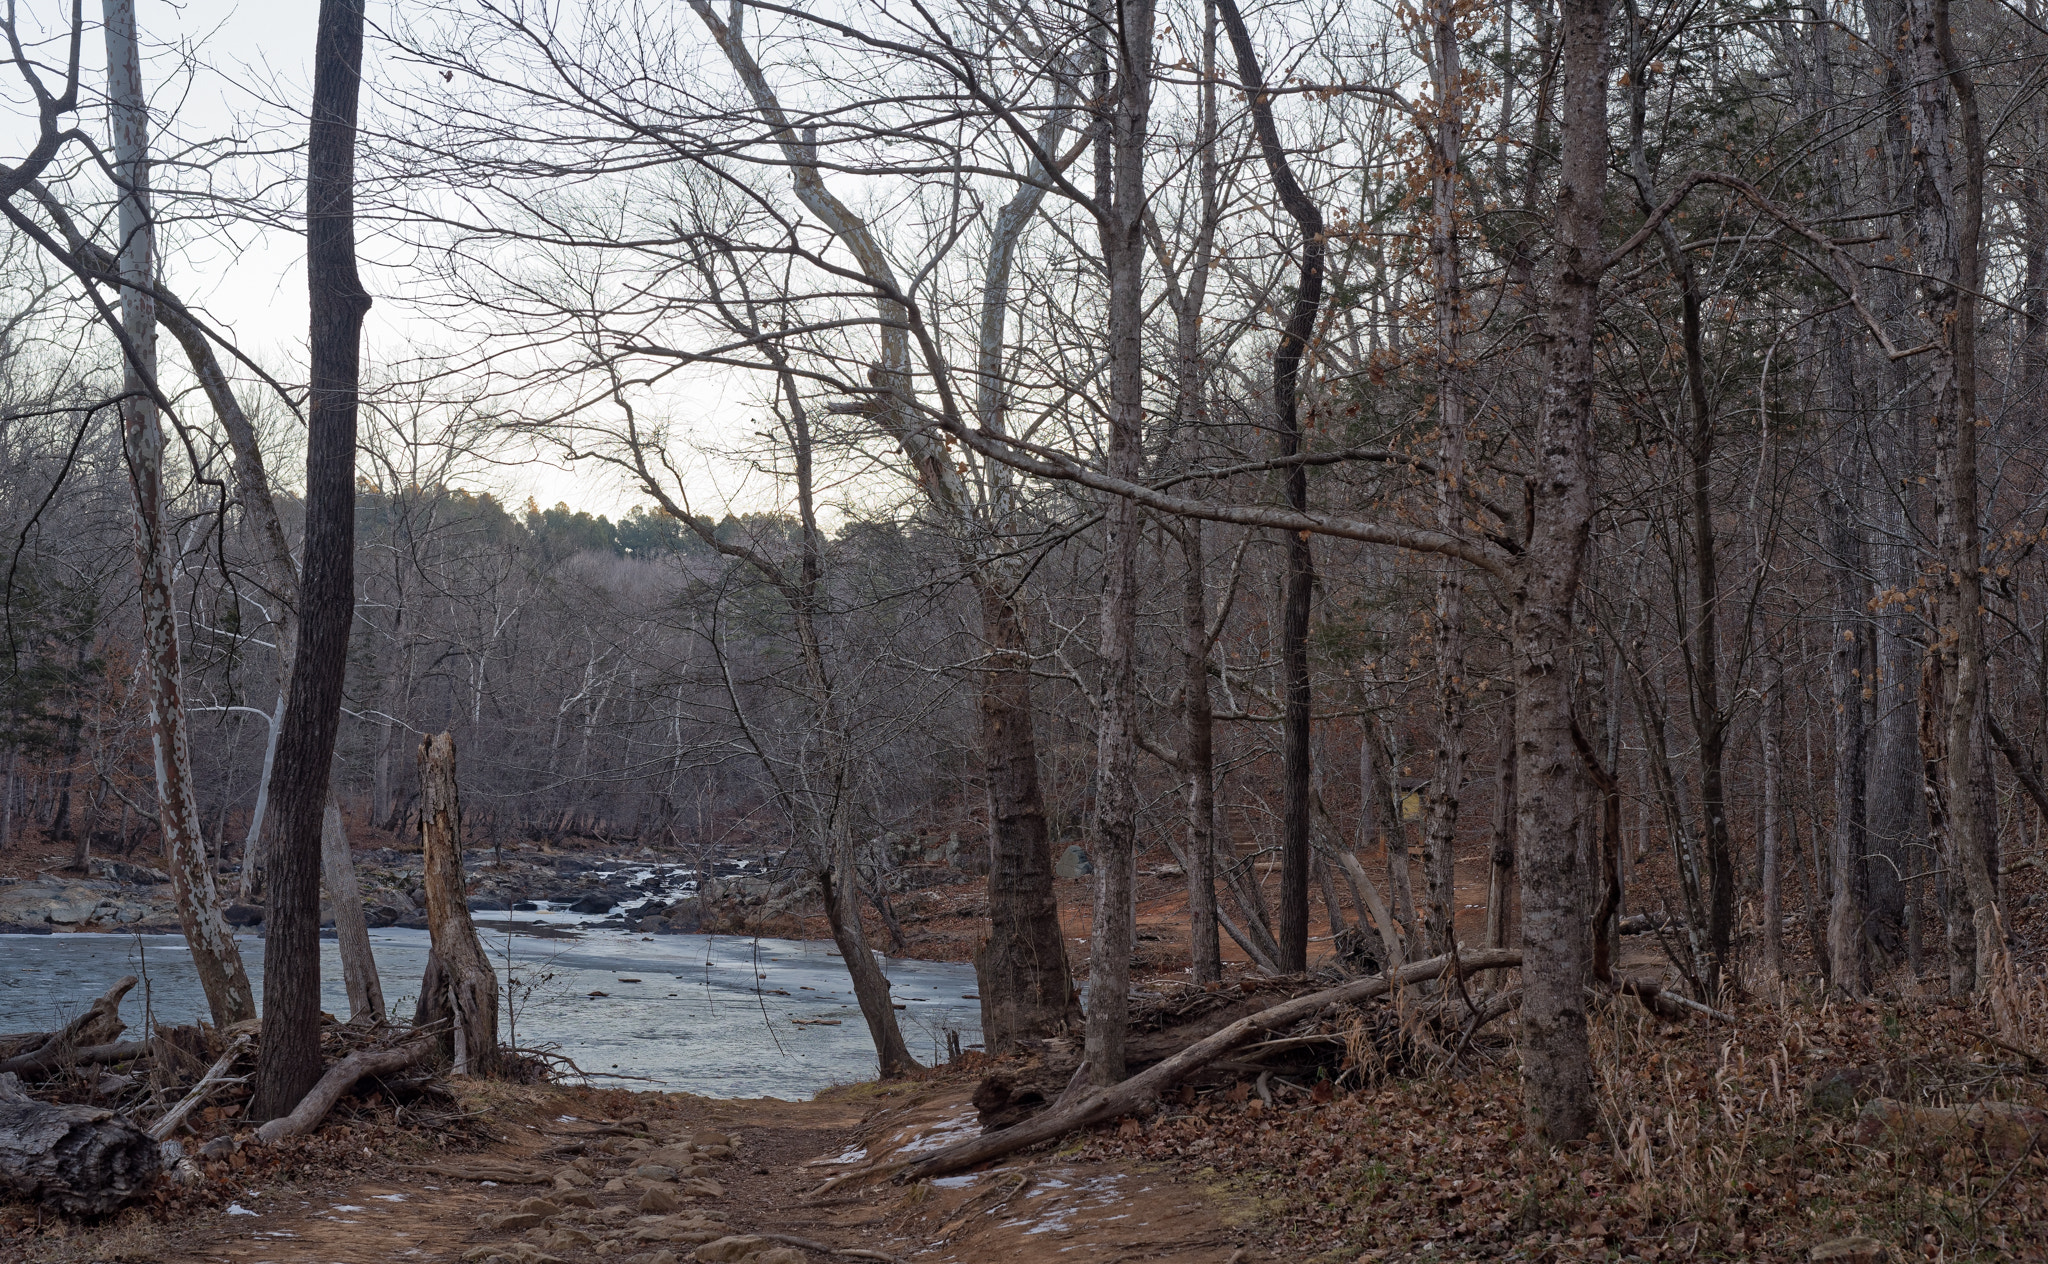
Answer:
[0, 925, 981, 1099]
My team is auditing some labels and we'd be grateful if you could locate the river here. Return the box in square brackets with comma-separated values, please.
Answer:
[0, 924, 982, 1098]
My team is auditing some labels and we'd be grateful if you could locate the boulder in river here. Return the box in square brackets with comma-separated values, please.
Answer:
[0, 877, 177, 929]
[567, 893, 614, 914]
[222, 902, 264, 926]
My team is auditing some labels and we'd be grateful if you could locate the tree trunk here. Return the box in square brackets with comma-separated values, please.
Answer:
[1082, 0, 1156, 1086]
[1484, 697, 1517, 954]
[0, 1073, 159, 1215]
[1217, 0, 1324, 973]
[238, 693, 285, 898]
[252, 0, 372, 1120]
[1761, 654, 1786, 985]
[820, 865, 920, 1078]
[413, 734, 498, 1076]
[1906, 0, 2004, 993]
[1362, 719, 1417, 938]
[971, 580, 1078, 1051]
[102, 0, 254, 1029]
[1823, 454, 1870, 994]
[1170, 14, 1223, 987]
[1420, 0, 1469, 964]
[1513, 0, 1611, 1145]
[321, 802, 385, 1024]
[967, 74, 1079, 1053]
[1180, 523, 1223, 984]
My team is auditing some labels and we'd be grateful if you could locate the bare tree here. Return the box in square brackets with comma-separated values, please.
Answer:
[254, 0, 375, 1120]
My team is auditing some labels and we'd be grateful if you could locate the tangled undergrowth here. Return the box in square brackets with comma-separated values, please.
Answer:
[1076, 976, 2048, 1262]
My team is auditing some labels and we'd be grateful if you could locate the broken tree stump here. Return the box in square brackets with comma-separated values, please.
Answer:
[412, 732, 500, 1076]
[0, 1072, 159, 1214]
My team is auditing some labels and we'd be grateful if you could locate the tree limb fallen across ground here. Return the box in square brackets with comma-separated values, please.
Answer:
[884, 949, 1519, 1182]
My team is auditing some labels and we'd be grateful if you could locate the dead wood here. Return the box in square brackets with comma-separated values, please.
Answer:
[1855, 1097, 2048, 1163]
[406, 1159, 553, 1183]
[757, 1233, 907, 1263]
[1617, 977, 1735, 1023]
[414, 733, 501, 1076]
[0, 1039, 150, 1080]
[898, 948, 1520, 1182]
[0, 1071, 160, 1214]
[147, 1034, 252, 1142]
[253, 1036, 432, 1144]
[0, 976, 136, 1075]
[974, 986, 1316, 1129]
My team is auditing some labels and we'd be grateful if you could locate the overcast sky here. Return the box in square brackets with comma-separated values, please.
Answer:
[0, 1, 698, 517]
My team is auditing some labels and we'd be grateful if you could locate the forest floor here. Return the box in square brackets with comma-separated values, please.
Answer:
[0, 1077, 1268, 1264]
[7, 831, 2048, 1261]
[8, 973, 2048, 1264]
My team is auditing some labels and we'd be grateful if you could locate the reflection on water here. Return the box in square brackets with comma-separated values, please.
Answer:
[0, 927, 980, 1099]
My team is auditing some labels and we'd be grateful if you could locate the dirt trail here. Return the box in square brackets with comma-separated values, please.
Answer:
[156, 1084, 1261, 1264]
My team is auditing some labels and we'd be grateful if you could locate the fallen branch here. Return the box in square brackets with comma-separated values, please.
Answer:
[254, 1037, 432, 1145]
[895, 949, 1520, 1182]
[757, 1233, 907, 1263]
[406, 1160, 552, 1182]
[1989, 714, 2048, 822]
[0, 977, 137, 1075]
[0, 1039, 150, 1081]
[1618, 978, 1735, 1024]
[148, 1035, 252, 1142]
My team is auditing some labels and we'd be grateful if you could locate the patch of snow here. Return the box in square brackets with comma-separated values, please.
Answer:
[226, 1203, 258, 1216]
[895, 1109, 981, 1155]
[932, 1174, 979, 1188]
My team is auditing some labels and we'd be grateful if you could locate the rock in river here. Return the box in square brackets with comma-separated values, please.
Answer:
[0, 876, 178, 929]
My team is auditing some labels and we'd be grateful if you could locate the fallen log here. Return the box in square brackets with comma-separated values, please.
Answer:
[0, 1039, 150, 1081]
[1855, 1097, 2048, 1164]
[0, 1071, 160, 1214]
[1617, 977, 1735, 1024]
[405, 1159, 552, 1183]
[757, 1233, 907, 1264]
[896, 949, 1521, 1182]
[0, 976, 137, 1075]
[971, 990, 1294, 1130]
[253, 1037, 431, 1145]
